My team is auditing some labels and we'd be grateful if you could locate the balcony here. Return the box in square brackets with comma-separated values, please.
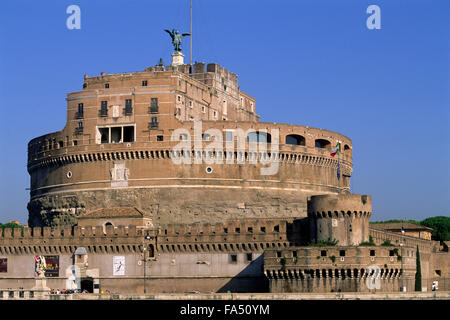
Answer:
[74, 127, 84, 135]
[124, 106, 133, 116]
[75, 112, 84, 119]
[99, 108, 108, 117]
[148, 122, 159, 130]
[148, 105, 159, 114]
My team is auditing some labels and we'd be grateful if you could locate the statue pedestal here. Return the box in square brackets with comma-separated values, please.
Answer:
[171, 51, 184, 66]
[31, 278, 50, 298]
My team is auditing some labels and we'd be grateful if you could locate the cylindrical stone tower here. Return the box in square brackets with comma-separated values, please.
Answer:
[308, 194, 372, 246]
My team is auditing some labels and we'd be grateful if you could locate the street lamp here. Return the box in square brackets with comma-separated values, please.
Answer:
[400, 220, 405, 292]
[142, 235, 151, 294]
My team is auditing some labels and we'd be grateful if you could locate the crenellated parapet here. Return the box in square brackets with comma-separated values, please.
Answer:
[264, 246, 417, 293]
[0, 225, 157, 255]
[158, 219, 293, 253]
[308, 194, 372, 246]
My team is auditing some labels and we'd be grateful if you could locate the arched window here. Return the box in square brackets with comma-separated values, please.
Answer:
[247, 131, 271, 143]
[315, 139, 331, 149]
[285, 134, 306, 146]
[344, 144, 351, 155]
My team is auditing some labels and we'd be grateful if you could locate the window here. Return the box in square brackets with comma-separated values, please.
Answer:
[213, 110, 217, 119]
[76, 103, 84, 119]
[370, 250, 376, 257]
[235, 228, 240, 233]
[142, 80, 148, 86]
[100, 101, 108, 117]
[202, 106, 206, 113]
[247, 131, 271, 143]
[105, 83, 109, 88]
[149, 117, 158, 129]
[260, 226, 266, 233]
[389, 250, 395, 257]
[276, 251, 282, 258]
[73, 140, 78, 146]
[123, 126, 134, 142]
[125, 99, 132, 115]
[202, 133, 211, 141]
[99, 128, 109, 144]
[285, 134, 305, 146]
[315, 139, 331, 149]
[247, 227, 253, 233]
[246, 253, 253, 262]
[189, 101, 193, 108]
[225, 130, 234, 142]
[111, 127, 121, 143]
[223, 228, 228, 233]
[150, 98, 158, 113]
[339, 250, 346, 257]
[274, 225, 280, 232]
[229, 254, 237, 264]
[292, 251, 297, 258]
[157, 135, 163, 142]
[97, 125, 135, 144]
[321, 250, 327, 257]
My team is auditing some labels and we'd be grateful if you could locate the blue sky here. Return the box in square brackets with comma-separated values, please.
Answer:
[0, 0, 449, 223]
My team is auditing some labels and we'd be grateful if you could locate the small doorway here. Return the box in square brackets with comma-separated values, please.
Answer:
[80, 277, 94, 293]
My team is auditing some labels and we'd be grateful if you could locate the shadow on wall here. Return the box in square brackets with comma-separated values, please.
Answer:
[217, 255, 268, 293]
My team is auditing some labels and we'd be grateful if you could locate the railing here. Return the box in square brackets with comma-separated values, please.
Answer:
[148, 122, 159, 129]
[124, 106, 133, 116]
[148, 106, 159, 114]
[75, 112, 84, 119]
[0, 289, 36, 299]
[99, 109, 108, 117]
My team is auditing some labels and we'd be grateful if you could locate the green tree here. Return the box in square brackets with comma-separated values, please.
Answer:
[0, 222, 24, 236]
[415, 246, 422, 292]
[420, 216, 450, 242]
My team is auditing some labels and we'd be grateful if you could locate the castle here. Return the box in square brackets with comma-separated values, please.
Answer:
[0, 50, 448, 296]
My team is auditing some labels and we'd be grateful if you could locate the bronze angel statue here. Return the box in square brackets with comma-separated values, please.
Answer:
[164, 28, 190, 52]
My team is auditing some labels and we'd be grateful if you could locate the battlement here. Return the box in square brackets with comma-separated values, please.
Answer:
[0, 219, 296, 255]
[264, 245, 417, 283]
[0, 225, 151, 240]
[308, 194, 371, 216]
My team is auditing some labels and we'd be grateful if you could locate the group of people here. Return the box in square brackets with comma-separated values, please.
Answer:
[50, 288, 89, 294]
[49, 288, 112, 294]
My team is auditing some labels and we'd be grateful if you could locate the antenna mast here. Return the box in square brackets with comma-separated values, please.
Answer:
[190, 0, 192, 66]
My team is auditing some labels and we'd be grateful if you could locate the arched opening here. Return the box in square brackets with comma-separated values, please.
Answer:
[344, 144, 351, 155]
[148, 244, 155, 258]
[247, 131, 272, 143]
[315, 139, 331, 149]
[285, 134, 305, 146]
[80, 277, 94, 293]
[105, 222, 113, 227]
